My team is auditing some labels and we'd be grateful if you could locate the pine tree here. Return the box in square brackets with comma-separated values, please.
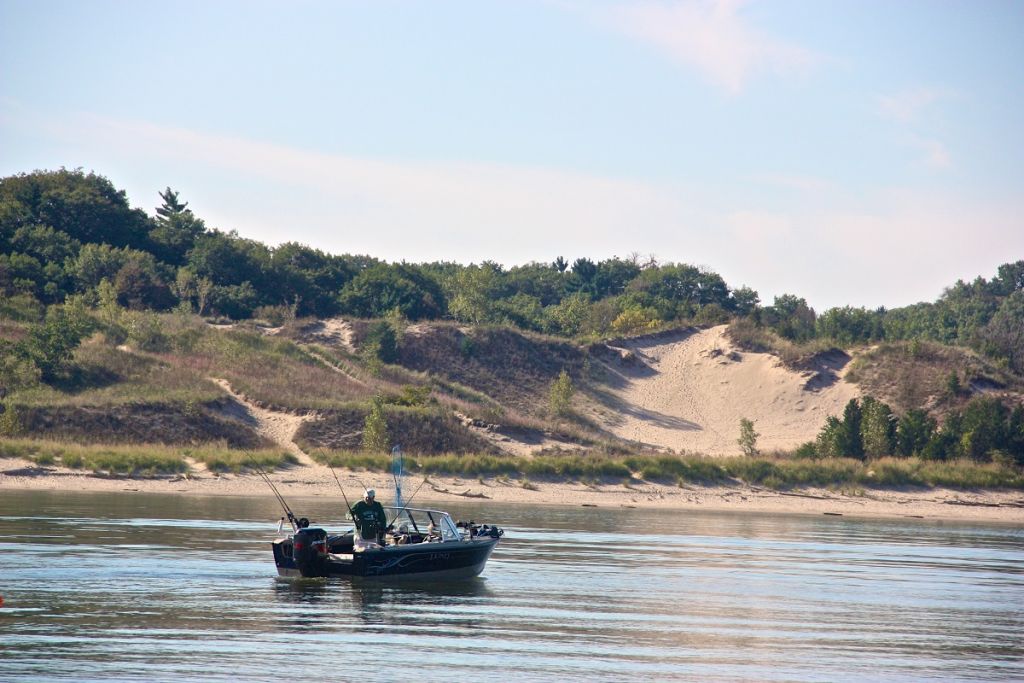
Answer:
[150, 188, 205, 265]
[838, 398, 864, 459]
[156, 187, 189, 219]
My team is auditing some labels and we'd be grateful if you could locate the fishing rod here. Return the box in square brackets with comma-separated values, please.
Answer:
[318, 449, 355, 519]
[386, 475, 430, 527]
[245, 451, 298, 531]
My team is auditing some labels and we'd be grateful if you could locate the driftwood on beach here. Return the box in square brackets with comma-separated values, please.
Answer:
[430, 485, 491, 499]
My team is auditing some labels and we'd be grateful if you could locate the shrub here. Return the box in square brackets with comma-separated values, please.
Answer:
[15, 304, 93, 381]
[123, 311, 169, 352]
[0, 293, 45, 322]
[0, 402, 22, 436]
[793, 441, 818, 459]
[549, 369, 574, 417]
[0, 353, 41, 392]
[738, 417, 759, 456]
[363, 320, 398, 363]
[727, 458, 780, 485]
[362, 395, 390, 453]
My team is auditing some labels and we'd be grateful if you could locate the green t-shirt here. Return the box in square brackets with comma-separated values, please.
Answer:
[351, 500, 387, 539]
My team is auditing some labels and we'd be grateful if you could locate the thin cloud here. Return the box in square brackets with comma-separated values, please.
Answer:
[721, 190, 1024, 310]
[751, 173, 834, 192]
[35, 112, 697, 264]
[877, 87, 954, 123]
[605, 0, 819, 94]
[910, 137, 952, 170]
[877, 87, 956, 171]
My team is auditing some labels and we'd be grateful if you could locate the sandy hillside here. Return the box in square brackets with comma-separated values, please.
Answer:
[595, 325, 860, 455]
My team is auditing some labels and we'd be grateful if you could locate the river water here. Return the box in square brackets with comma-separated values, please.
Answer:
[0, 490, 1021, 682]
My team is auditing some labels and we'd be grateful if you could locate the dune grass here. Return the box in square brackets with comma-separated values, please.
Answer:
[170, 325, 375, 410]
[8, 337, 224, 407]
[308, 448, 1024, 490]
[0, 438, 295, 476]
[5, 314, 377, 411]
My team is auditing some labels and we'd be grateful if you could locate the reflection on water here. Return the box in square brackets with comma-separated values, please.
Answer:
[0, 490, 1022, 682]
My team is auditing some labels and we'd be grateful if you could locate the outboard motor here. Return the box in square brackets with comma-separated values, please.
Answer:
[292, 527, 329, 577]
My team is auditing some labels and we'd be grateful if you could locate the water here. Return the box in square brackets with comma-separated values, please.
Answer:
[1, 491, 1022, 682]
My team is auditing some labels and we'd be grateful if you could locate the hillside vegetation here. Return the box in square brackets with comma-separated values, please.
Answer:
[1, 169, 1023, 485]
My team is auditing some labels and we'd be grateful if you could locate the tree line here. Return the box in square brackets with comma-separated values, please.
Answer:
[1, 169, 1022, 375]
[802, 394, 1024, 465]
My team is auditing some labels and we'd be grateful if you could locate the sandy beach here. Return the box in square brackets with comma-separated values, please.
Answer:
[3, 457, 1022, 524]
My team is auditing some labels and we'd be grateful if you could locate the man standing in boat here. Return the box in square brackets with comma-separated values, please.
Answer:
[350, 489, 387, 549]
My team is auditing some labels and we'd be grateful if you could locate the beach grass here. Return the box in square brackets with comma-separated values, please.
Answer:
[308, 448, 1024, 490]
[0, 438, 296, 476]
[3, 437, 1020, 489]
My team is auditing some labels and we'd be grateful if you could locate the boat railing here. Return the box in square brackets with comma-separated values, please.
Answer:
[382, 505, 462, 542]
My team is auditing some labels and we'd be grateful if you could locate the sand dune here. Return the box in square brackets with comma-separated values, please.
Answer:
[595, 325, 860, 455]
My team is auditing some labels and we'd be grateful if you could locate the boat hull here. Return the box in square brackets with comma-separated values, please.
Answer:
[273, 537, 499, 580]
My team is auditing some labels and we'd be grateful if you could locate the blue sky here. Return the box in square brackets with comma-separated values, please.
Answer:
[1, 0, 1022, 311]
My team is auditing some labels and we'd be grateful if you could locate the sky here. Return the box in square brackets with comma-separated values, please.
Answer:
[1, 0, 1022, 312]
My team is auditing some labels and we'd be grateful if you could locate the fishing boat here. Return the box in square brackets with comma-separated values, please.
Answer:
[262, 447, 504, 580]
[271, 506, 503, 579]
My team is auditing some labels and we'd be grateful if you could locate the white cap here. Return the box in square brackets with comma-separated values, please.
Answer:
[364, 489, 375, 498]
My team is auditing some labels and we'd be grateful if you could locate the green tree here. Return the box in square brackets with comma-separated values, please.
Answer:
[764, 294, 817, 342]
[338, 263, 445, 320]
[363, 320, 398, 363]
[593, 257, 641, 299]
[738, 417, 759, 456]
[268, 242, 354, 317]
[922, 412, 962, 461]
[0, 169, 151, 252]
[838, 398, 864, 459]
[896, 409, 936, 456]
[207, 282, 260, 319]
[188, 230, 271, 292]
[860, 396, 896, 457]
[502, 261, 568, 306]
[448, 263, 500, 324]
[729, 286, 760, 317]
[9, 224, 80, 275]
[611, 305, 660, 335]
[958, 396, 1010, 461]
[569, 257, 599, 297]
[549, 369, 574, 417]
[816, 306, 885, 345]
[816, 415, 845, 457]
[149, 187, 206, 265]
[0, 252, 43, 298]
[362, 395, 389, 454]
[492, 293, 545, 331]
[545, 292, 591, 336]
[15, 303, 93, 382]
[978, 290, 1024, 373]
[693, 303, 731, 326]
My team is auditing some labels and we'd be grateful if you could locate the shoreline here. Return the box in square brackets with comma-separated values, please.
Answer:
[2, 458, 1023, 524]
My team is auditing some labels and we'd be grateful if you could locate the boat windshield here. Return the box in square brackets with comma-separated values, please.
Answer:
[383, 506, 461, 542]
